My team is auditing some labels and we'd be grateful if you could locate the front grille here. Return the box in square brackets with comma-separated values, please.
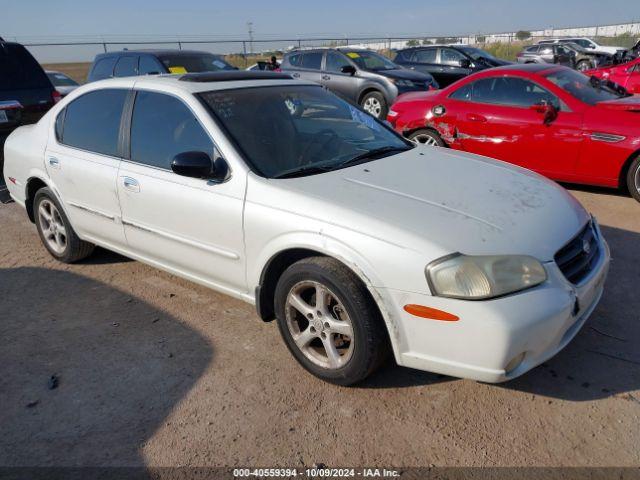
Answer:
[555, 222, 600, 284]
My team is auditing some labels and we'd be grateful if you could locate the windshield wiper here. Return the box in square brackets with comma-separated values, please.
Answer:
[337, 146, 411, 169]
[272, 164, 335, 179]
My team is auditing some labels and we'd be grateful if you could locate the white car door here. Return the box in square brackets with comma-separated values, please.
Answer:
[44, 88, 128, 249]
[116, 89, 246, 293]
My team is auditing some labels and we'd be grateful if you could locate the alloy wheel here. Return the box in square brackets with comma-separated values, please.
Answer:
[38, 199, 67, 254]
[412, 133, 439, 146]
[362, 97, 382, 117]
[285, 280, 354, 369]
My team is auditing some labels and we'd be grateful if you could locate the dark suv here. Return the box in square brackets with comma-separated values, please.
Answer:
[280, 48, 437, 118]
[87, 49, 237, 82]
[1, 40, 58, 198]
[393, 45, 510, 87]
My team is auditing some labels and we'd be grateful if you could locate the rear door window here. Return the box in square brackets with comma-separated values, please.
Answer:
[60, 89, 128, 156]
[129, 91, 213, 169]
[301, 52, 323, 70]
[412, 49, 437, 63]
[114, 56, 139, 77]
[90, 57, 117, 81]
[0, 43, 50, 90]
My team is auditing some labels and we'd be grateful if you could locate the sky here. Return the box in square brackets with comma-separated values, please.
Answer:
[1, 0, 638, 61]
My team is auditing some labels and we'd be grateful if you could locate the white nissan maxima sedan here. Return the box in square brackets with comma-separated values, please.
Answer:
[3, 71, 609, 385]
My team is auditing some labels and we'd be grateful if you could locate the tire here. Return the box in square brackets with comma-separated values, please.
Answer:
[625, 156, 640, 203]
[360, 91, 388, 119]
[274, 256, 389, 386]
[576, 60, 592, 72]
[34, 187, 95, 263]
[408, 129, 446, 147]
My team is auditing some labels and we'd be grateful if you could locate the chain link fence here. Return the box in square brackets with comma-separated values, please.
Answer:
[12, 21, 638, 80]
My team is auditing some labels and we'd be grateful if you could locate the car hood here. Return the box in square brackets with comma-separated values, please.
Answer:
[595, 95, 640, 112]
[373, 68, 434, 81]
[266, 147, 588, 261]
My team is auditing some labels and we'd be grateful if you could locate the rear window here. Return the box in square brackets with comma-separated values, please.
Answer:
[0, 43, 50, 90]
[90, 57, 117, 81]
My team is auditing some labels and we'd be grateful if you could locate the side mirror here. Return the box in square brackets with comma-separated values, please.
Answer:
[459, 58, 472, 69]
[530, 102, 558, 125]
[340, 65, 356, 76]
[171, 151, 228, 180]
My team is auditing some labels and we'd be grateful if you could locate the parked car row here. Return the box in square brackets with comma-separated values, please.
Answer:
[3, 70, 610, 386]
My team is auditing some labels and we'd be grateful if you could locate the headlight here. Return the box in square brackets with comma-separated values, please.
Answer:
[426, 254, 547, 300]
[393, 79, 415, 87]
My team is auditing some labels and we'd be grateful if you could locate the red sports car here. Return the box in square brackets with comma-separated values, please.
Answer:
[586, 57, 640, 95]
[388, 64, 640, 202]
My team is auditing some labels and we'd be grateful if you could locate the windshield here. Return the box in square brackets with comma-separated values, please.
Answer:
[200, 85, 411, 178]
[342, 50, 398, 71]
[159, 53, 236, 74]
[47, 72, 79, 87]
[544, 69, 626, 105]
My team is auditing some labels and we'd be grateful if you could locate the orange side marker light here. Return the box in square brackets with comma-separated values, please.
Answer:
[404, 304, 459, 321]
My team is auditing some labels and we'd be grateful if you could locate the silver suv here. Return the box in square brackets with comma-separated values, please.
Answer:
[280, 48, 437, 118]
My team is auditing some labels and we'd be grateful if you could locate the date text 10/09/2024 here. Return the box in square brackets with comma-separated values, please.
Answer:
[233, 468, 401, 477]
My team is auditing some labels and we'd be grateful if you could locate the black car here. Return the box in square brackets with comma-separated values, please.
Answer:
[1, 40, 58, 199]
[87, 49, 237, 82]
[393, 45, 510, 88]
[561, 42, 614, 71]
[280, 48, 437, 119]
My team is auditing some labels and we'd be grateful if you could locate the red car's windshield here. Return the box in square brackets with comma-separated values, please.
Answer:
[544, 69, 627, 105]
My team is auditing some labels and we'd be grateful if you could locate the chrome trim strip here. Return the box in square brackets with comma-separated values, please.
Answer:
[67, 201, 116, 220]
[121, 219, 240, 260]
[590, 132, 626, 143]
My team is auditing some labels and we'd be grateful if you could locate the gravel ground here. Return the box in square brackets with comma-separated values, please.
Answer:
[0, 185, 639, 468]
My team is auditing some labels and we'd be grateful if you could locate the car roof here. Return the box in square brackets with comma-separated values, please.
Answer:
[94, 49, 224, 58]
[77, 71, 315, 96]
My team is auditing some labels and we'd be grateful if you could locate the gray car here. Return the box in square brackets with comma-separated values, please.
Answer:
[516, 44, 574, 67]
[280, 48, 437, 118]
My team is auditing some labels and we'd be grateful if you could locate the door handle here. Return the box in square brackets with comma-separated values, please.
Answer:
[122, 176, 140, 193]
[322, 74, 330, 80]
[48, 157, 60, 169]
[466, 113, 487, 123]
[292, 72, 300, 78]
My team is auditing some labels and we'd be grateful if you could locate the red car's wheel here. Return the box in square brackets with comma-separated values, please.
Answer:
[626, 156, 640, 203]
[408, 129, 446, 147]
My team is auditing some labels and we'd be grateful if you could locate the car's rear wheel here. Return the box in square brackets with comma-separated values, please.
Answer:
[360, 91, 388, 119]
[626, 156, 640, 203]
[34, 187, 95, 263]
[408, 129, 446, 147]
[274, 257, 389, 385]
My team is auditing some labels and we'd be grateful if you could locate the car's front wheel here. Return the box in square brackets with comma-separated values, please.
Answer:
[408, 129, 446, 147]
[360, 91, 388, 119]
[274, 257, 389, 385]
[626, 156, 640, 203]
[34, 187, 95, 263]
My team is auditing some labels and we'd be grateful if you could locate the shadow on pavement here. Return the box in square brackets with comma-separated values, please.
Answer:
[0, 267, 213, 467]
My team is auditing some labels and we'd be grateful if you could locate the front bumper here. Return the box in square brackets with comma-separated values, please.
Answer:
[383, 237, 610, 383]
